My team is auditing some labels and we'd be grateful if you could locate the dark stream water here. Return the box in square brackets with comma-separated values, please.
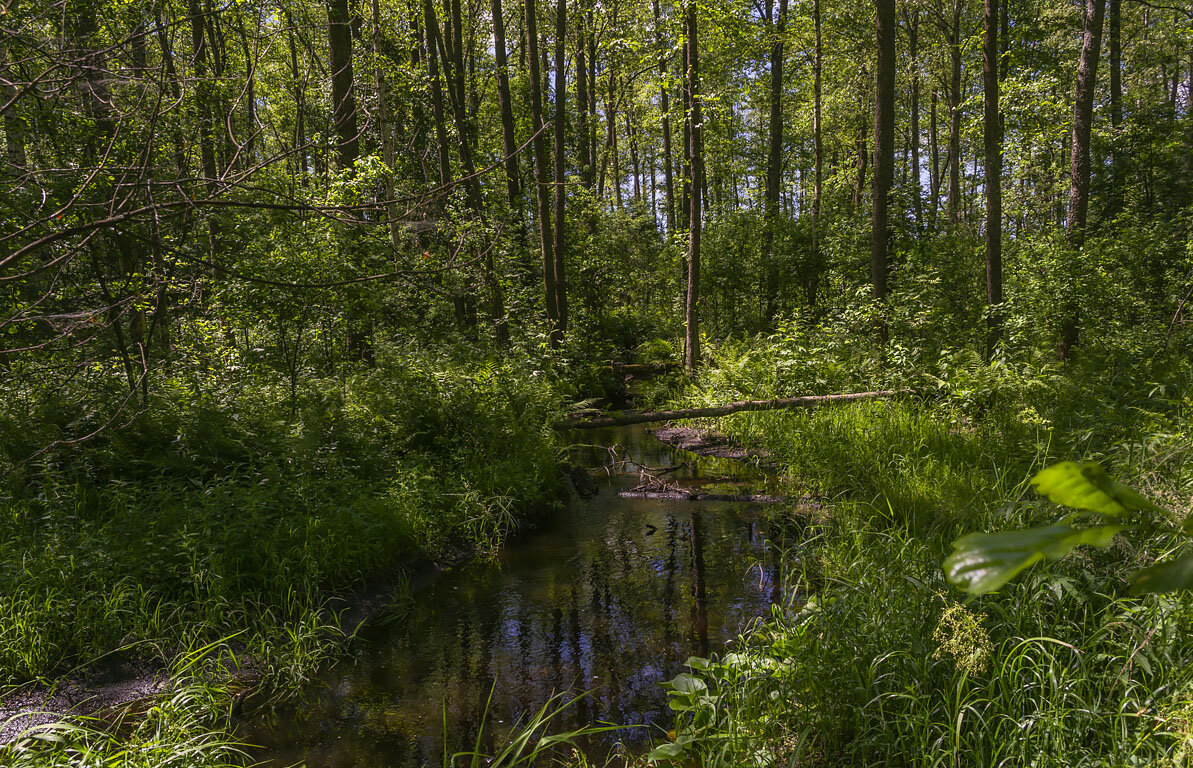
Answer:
[247, 426, 783, 767]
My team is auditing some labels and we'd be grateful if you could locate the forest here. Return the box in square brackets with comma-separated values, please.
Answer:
[1, 0, 1193, 763]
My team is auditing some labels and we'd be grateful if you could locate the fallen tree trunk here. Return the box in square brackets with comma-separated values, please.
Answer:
[617, 489, 789, 504]
[560, 389, 913, 430]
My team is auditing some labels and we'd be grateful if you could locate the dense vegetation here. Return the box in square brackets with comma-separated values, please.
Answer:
[2, 0, 1192, 763]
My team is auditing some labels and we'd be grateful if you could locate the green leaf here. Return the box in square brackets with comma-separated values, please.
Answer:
[1030, 462, 1167, 518]
[685, 656, 712, 671]
[646, 741, 686, 763]
[944, 523, 1126, 594]
[666, 672, 707, 695]
[1130, 554, 1193, 594]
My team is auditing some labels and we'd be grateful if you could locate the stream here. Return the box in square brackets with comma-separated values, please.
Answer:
[245, 425, 787, 766]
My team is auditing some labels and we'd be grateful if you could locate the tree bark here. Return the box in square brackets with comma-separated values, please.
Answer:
[906, 9, 923, 229]
[526, 0, 560, 335]
[984, 0, 1003, 357]
[684, 0, 703, 372]
[810, 0, 822, 306]
[424, 0, 453, 186]
[763, 0, 788, 323]
[575, 12, 593, 189]
[947, 0, 963, 227]
[552, 0, 568, 337]
[872, 0, 895, 342]
[653, 0, 676, 232]
[328, 0, 359, 170]
[492, 0, 523, 211]
[1061, 0, 1106, 360]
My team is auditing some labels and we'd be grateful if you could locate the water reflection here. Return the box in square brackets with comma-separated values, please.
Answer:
[248, 426, 780, 767]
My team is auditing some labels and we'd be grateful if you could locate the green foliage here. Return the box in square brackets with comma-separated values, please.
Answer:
[636, 334, 1193, 766]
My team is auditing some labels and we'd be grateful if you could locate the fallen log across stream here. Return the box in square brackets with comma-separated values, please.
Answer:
[559, 389, 914, 430]
[617, 489, 790, 504]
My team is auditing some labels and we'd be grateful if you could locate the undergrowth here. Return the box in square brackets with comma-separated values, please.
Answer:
[637, 330, 1193, 766]
[0, 342, 566, 691]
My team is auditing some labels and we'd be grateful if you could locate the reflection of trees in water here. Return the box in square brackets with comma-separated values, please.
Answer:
[253, 493, 778, 767]
[689, 510, 709, 659]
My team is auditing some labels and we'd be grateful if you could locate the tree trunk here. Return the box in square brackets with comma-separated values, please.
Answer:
[1108, 0, 1121, 128]
[872, 0, 895, 342]
[810, 0, 822, 307]
[575, 13, 593, 189]
[492, 0, 523, 212]
[423, 0, 453, 186]
[526, 0, 559, 335]
[653, 0, 676, 231]
[1061, 0, 1106, 360]
[763, 0, 788, 323]
[947, 0, 963, 227]
[328, 0, 359, 170]
[906, 9, 923, 229]
[930, 88, 941, 226]
[685, 0, 703, 372]
[552, 0, 568, 337]
[984, 0, 1003, 357]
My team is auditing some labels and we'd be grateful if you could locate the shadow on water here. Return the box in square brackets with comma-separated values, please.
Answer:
[245, 425, 787, 767]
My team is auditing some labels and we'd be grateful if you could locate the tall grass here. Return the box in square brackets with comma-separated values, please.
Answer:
[641, 336, 1193, 766]
[0, 348, 565, 689]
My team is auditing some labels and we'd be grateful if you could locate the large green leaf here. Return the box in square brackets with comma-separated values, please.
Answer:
[944, 523, 1126, 594]
[1030, 462, 1167, 519]
[1130, 554, 1193, 595]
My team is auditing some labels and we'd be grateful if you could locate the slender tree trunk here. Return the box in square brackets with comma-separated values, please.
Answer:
[853, 117, 868, 209]
[492, 0, 523, 212]
[424, 0, 452, 186]
[552, 0, 568, 337]
[872, 0, 895, 342]
[907, 10, 923, 229]
[685, 0, 703, 371]
[526, 0, 559, 335]
[947, 0, 963, 226]
[810, 0, 822, 307]
[1108, 0, 1121, 128]
[575, 13, 593, 189]
[373, 0, 401, 254]
[653, 0, 676, 231]
[984, 0, 1003, 356]
[1061, 0, 1106, 360]
[763, 0, 788, 323]
[328, 0, 359, 170]
[930, 88, 941, 226]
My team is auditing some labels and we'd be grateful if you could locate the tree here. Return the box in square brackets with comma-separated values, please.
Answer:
[684, 0, 703, 372]
[983, 0, 1003, 357]
[872, 0, 896, 342]
[526, 0, 561, 342]
[327, 0, 359, 170]
[763, 0, 789, 322]
[1061, 0, 1106, 361]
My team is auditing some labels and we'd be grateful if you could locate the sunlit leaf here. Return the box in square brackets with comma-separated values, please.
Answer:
[944, 523, 1126, 594]
[1130, 554, 1193, 595]
[1030, 462, 1167, 518]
